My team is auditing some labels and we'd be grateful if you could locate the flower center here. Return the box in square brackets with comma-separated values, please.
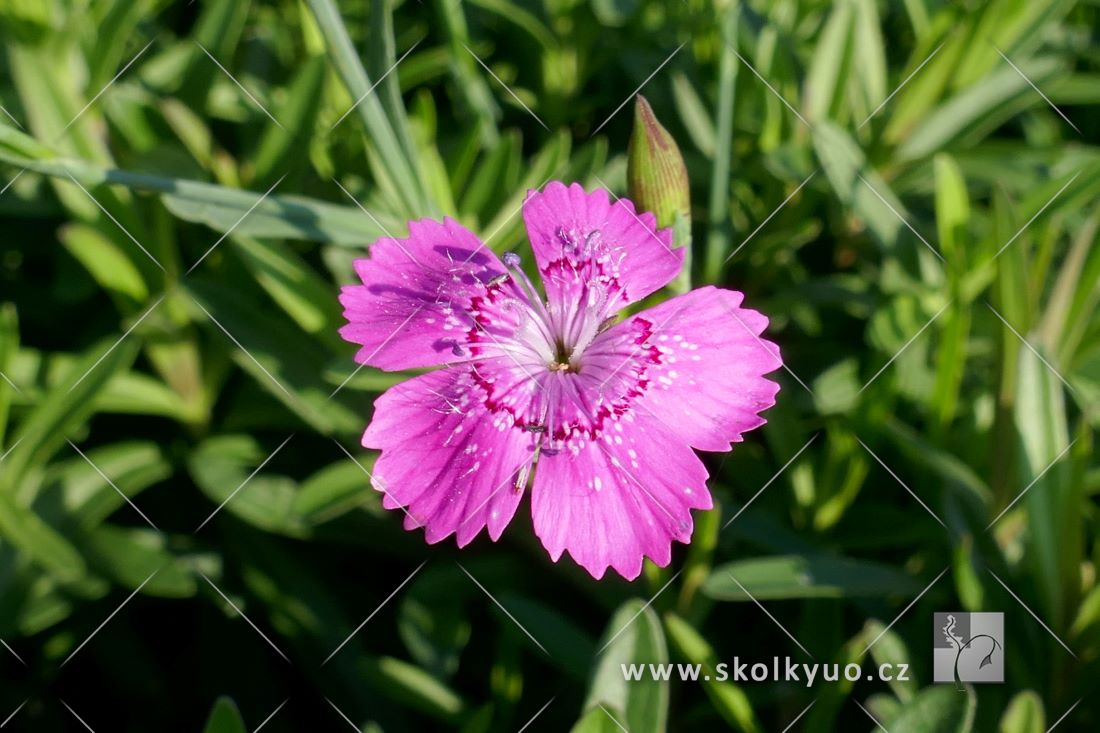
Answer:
[501, 251, 608, 374]
[460, 252, 662, 492]
[547, 337, 575, 371]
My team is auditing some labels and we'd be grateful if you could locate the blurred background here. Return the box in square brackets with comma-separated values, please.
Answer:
[0, 0, 1098, 730]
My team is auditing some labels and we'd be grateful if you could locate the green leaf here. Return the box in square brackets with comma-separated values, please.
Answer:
[294, 459, 380, 524]
[202, 697, 247, 733]
[1015, 341, 1076, 626]
[0, 492, 87, 583]
[477, 131, 571, 248]
[1070, 582, 1100, 656]
[497, 592, 596, 683]
[80, 526, 196, 597]
[813, 122, 909, 253]
[188, 0, 251, 84]
[362, 656, 466, 722]
[803, 0, 855, 122]
[896, 58, 1062, 161]
[582, 599, 669, 733]
[95, 371, 195, 421]
[952, 536, 985, 612]
[929, 154, 971, 431]
[670, 71, 716, 157]
[863, 620, 917, 701]
[304, 0, 431, 216]
[999, 691, 1045, 733]
[704, 555, 920, 601]
[866, 694, 904, 729]
[159, 97, 215, 169]
[812, 358, 861, 415]
[12, 348, 194, 424]
[3, 337, 140, 488]
[591, 0, 640, 27]
[458, 131, 518, 220]
[0, 136, 403, 246]
[58, 223, 149, 306]
[570, 707, 623, 733]
[368, 0, 424, 166]
[933, 154, 970, 262]
[884, 685, 975, 733]
[230, 236, 343, 344]
[0, 304, 18, 448]
[1041, 213, 1100, 365]
[703, 3, 739, 282]
[249, 53, 327, 186]
[88, 1, 156, 91]
[13, 575, 78, 635]
[435, 0, 501, 147]
[801, 627, 869, 732]
[663, 613, 762, 733]
[6, 38, 108, 165]
[44, 440, 171, 530]
[851, 0, 887, 117]
[160, 179, 399, 246]
[467, 0, 557, 56]
[185, 279, 361, 435]
[953, 0, 1076, 89]
[398, 595, 471, 680]
[0, 117, 55, 161]
[235, 532, 354, 653]
[188, 435, 307, 536]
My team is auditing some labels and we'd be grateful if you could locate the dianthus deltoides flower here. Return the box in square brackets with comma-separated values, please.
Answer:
[340, 182, 781, 580]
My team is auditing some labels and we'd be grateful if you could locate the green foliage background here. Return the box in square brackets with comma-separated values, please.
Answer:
[0, 0, 1098, 730]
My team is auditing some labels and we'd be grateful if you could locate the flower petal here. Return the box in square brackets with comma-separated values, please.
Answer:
[339, 218, 508, 371]
[531, 410, 711, 580]
[586, 286, 781, 452]
[364, 367, 531, 546]
[521, 181, 682, 312]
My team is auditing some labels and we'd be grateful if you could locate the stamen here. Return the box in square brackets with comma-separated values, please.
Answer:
[584, 229, 602, 253]
[555, 227, 574, 254]
[562, 283, 610, 363]
[514, 440, 539, 492]
[501, 251, 559, 359]
[500, 299, 557, 363]
[502, 252, 544, 309]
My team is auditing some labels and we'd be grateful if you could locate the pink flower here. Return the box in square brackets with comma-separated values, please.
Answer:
[339, 182, 781, 580]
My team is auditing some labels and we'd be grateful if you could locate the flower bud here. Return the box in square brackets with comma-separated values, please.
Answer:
[627, 95, 690, 229]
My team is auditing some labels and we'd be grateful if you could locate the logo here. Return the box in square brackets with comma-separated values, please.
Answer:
[933, 612, 1004, 683]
